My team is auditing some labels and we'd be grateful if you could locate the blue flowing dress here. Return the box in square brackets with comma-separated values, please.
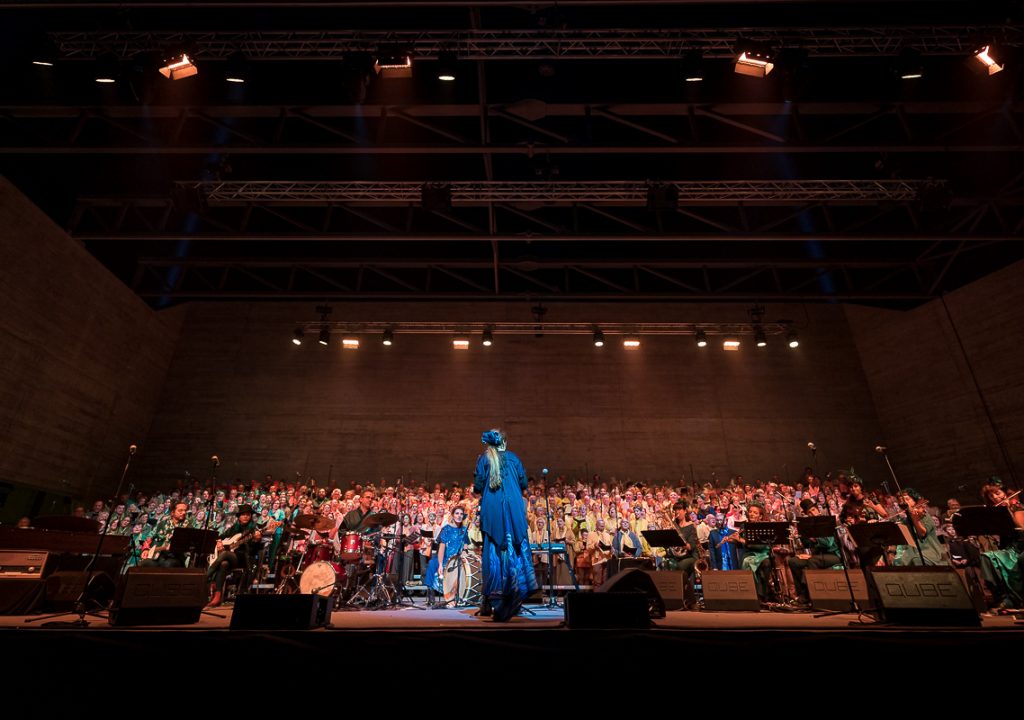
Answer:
[424, 524, 469, 593]
[473, 450, 539, 621]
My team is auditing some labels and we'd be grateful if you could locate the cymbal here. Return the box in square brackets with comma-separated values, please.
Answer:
[364, 512, 399, 527]
[293, 515, 335, 532]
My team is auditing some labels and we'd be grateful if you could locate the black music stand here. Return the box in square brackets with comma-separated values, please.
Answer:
[642, 529, 690, 559]
[742, 521, 791, 546]
[847, 522, 906, 568]
[171, 528, 224, 618]
[795, 515, 868, 619]
[170, 528, 219, 566]
[951, 506, 1017, 540]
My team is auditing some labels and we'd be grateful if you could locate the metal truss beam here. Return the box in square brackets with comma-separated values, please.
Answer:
[191, 179, 930, 205]
[46, 26, 1024, 61]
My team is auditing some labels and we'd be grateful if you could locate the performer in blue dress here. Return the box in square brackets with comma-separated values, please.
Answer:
[473, 429, 539, 621]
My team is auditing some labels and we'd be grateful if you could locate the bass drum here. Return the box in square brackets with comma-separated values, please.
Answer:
[299, 561, 346, 597]
[443, 552, 483, 604]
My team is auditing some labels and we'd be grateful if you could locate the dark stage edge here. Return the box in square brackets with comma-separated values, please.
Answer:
[5, 606, 1022, 671]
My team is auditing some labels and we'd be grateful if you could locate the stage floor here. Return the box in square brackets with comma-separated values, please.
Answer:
[2, 600, 1021, 632]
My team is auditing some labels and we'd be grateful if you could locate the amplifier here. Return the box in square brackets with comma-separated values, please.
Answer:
[0, 550, 52, 578]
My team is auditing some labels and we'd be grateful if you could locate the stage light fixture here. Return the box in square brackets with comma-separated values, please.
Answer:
[623, 336, 641, 348]
[374, 51, 413, 79]
[453, 336, 470, 350]
[755, 329, 767, 347]
[437, 51, 457, 82]
[787, 331, 800, 348]
[734, 41, 774, 77]
[30, 35, 57, 67]
[159, 53, 198, 81]
[225, 51, 248, 83]
[897, 48, 923, 79]
[696, 331, 708, 348]
[972, 45, 1005, 75]
[593, 330, 605, 347]
[342, 337, 360, 350]
[482, 329, 493, 347]
[682, 52, 704, 82]
[382, 329, 394, 346]
[292, 328, 304, 346]
[94, 54, 119, 83]
[318, 327, 330, 346]
[723, 336, 741, 351]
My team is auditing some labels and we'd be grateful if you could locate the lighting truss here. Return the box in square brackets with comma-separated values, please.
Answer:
[295, 321, 795, 336]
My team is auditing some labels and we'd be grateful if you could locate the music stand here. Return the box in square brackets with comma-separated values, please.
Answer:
[951, 506, 1017, 539]
[847, 522, 906, 568]
[742, 521, 791, 545]
[171, 528, 224, 618]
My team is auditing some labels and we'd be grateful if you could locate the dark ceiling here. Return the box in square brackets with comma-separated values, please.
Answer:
[2, 0, 1023, 308]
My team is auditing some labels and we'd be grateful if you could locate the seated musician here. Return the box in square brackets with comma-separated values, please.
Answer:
[979, 483, 1024, 609]
[787, 498, 842, 605]
[342, 490, 376, 532]
[141, 501, 190, 568]
[667, 500, 699, 609]
[733, 505, 772, 601]
[892, 488, 947, 567]
[207, 504, 261, 608]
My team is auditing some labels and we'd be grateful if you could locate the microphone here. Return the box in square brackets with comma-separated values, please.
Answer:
[807, 442, 817, 451]
[874, 445, 887, 454]
[129, 444, 138, 455]
[211, 455, 220, 467]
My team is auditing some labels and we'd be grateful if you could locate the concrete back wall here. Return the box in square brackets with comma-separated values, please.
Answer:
[846, 259, 1024, 500]
[137, 301, 887, 491]
[0, 178, 184, 502]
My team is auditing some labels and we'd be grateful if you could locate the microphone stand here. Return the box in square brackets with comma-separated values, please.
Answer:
[32, 444, 137, 627]
[877, 446, 929, 566]
[802, 443, 873, 624]
[200, 456, 227, 618]
[541, 472, 559, 610]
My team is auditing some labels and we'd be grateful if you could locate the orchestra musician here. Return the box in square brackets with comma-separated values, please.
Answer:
[141, 501, 190, 568]
[787, 498, 842, 604]
[207, 504, 261, 607]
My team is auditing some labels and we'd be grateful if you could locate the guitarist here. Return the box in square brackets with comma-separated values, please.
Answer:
[207, 504, 261, 607]
[141, 501, 190, 568]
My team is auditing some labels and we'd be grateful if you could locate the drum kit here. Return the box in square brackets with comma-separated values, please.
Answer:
[272, 511, 422, 609]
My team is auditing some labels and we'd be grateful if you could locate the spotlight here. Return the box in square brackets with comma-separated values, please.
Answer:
[31, 36, 57, 67]
[292, 328, 304, 346]
[897, 48, 923, 80]
[382, 329, 394, 346]
[734, 40, 774, 78]
[437, 51, 457, 82]
[94, 54, 120, 84]
[453, 336, 470, 350]
[723, 336, 741, 351]
[787, 331, 800, 348]
[695, 331, 708, 348]
[682, 52, 704, 82]
[158, 53, 198, 81]
[342, 337, 360, 350]
[482, 329, 493, 347]
[593, 330, 605, 347]
[623, 336, 641, 348]
[971, 45, 1005, 75]
[755, 329, 767, 347]
[318, 327, 330, 346]
[224, 51, 248, 83]
[374, 51, 413, 79]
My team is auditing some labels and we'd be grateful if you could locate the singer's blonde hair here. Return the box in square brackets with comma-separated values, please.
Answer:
[483, 428, 507, 490]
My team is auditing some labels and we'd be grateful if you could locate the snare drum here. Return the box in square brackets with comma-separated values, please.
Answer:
[339, 532, 362, 561]
[299, 561, 346, 596]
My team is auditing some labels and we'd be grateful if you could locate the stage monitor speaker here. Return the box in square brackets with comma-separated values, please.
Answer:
[45, 570, 117, 612]
[565, 591, 651, 629]
[805, 569, 872, 612]
[642, 570, 685, 611]
[865, 567, 980, 627]
[598, 568, 666, 618]
[701, 570, 761, 612]
[108, 568, 207, 626]
[230, 593, 334, 630]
